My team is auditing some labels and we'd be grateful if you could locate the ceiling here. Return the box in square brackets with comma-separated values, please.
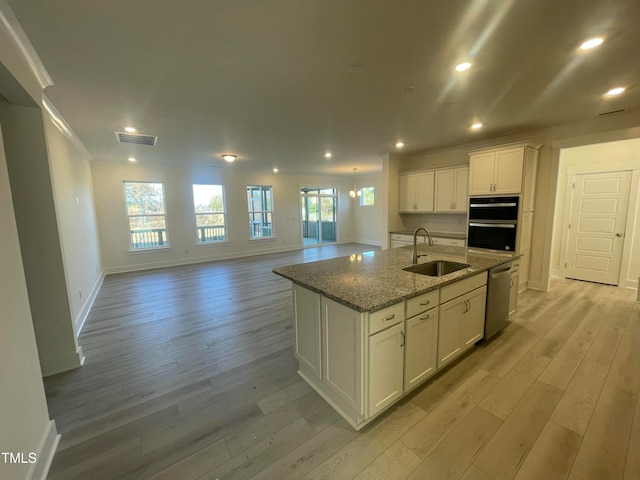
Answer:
[7, 0, 640, 175]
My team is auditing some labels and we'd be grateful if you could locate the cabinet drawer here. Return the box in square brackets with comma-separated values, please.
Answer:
[406, 290, 439, 319]
[432, 237, 465, 247]
[369, 302, 404, 335]
[440, 272, 488, 303]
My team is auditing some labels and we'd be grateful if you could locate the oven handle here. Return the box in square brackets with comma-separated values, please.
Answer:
[469, 223, 516, 229]
[469, 203, 517, 208]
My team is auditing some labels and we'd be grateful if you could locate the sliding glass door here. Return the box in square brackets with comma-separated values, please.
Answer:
[300, 188, 337, 246]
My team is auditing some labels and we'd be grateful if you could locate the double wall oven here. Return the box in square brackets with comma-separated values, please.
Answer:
[467, 196, 519, 251]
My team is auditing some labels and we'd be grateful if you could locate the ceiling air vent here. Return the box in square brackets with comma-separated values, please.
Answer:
[598, 109, 626, 117]
[115, 131, 158, 146]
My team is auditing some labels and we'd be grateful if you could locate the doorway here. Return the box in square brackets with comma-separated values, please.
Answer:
[564, 170, 632, 285]
[300, 188, 337, 246]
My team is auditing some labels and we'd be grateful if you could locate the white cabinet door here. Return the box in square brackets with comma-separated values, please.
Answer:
[368, 322, 404, 416]
[435, 168, 468, 212]
[437, 297, 463, 368]
[434, 169, 455, 212]
[404, 308, 438, 391]
[454, 167, 468, 212]
[399, 175, 416, 212]
[494, 147, 524, 194]
[293, 285, 322, 380]
[322, 298, 362, 414]
[468, 152, 496, 195]
[416, 171, 434, 212]
[460, 286, 487, 347]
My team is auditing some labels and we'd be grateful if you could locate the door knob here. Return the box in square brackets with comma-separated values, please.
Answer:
[616, 233, 624, 237]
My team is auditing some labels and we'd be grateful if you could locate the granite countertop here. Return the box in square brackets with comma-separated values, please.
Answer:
[272, 245, 517, 313]
[390, 230, 467, 240]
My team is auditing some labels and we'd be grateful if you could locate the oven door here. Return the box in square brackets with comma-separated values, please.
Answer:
[468, 221, 517, 251]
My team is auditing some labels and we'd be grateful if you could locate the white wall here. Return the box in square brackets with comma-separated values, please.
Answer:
[352, 172, 383, 245]
[0, 120, 58, 480]
[552, 138, 640, 289]
[43, 113, 103, 333]
[92, 162, 358, 272]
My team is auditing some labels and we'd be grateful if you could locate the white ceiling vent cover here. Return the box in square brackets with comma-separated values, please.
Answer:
[115, 131, 158, 146]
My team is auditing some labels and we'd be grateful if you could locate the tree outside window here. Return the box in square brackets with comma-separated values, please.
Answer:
[360, 187, 374, 206]
[123, 181, 168, 249]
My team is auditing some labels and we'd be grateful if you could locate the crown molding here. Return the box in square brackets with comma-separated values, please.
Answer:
[0, 0, 53, 90]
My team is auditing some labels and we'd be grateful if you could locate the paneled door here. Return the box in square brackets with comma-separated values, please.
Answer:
[565, 171, 631, 285]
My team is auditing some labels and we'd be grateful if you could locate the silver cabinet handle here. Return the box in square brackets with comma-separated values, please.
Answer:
[467, 299, 471, 311]
[419, 300, 430, 306]
[616, 233, 624, 237]
[400, 330, 405, 347]
[420, 314, 430, 320]
[462, 301, 467, 313]
[382, 314, 395, 322]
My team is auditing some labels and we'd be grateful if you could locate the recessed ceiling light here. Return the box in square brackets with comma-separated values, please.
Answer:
[273, 167, 279, 173]
[395, 142, 405, 148]
[470, 122, 483, 130]
[605, 87, 625, 96]
[222, 154, 236, 162]
[324, 152, 332, 158]
[455, 62, 472, 72]
[124, 126, 137, 133]
[580, 37, 604, 50]
[128, 157, 136, 162]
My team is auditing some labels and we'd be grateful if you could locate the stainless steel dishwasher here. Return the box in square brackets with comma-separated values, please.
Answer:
[484, 262, 513, 340]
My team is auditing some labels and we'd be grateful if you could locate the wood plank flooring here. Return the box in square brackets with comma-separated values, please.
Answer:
[43, 244, 640, 480]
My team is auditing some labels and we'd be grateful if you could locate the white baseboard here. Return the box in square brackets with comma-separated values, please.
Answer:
[105, 243, 303, 274]
[354, 238, 382, 247]
[527, 279, 548, 292]
[41, 347, 84, 377]
[75, 273, 105, 335]
[27, 420, 60, 480]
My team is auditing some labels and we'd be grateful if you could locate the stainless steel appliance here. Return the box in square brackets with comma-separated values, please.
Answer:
[485, 262, 513, 339]
[468, 196, 519, 251]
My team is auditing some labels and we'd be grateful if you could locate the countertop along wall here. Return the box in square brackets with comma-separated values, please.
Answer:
[92, 162, 360, 273]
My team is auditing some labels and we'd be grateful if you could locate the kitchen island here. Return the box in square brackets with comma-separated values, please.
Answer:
[273, 244, 517, 430]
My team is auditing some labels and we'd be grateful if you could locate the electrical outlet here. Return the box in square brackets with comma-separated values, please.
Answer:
[78, 288, 82, 299]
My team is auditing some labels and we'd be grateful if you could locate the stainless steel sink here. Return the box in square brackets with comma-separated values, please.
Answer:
[403, 260, 470, 277]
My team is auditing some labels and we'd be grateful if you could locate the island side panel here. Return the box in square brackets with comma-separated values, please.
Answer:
[293, 284, 322, 380]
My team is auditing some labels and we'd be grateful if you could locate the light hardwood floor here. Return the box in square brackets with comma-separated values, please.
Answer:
[44, 244, 640, 480]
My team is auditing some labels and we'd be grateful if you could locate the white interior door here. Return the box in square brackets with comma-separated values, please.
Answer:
[565, 171, 631, 285]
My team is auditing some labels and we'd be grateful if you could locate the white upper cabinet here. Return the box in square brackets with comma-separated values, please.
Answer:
[434, 167, 468, 212]
[399, 171, 434, 213]
[469, 146, 526, 195]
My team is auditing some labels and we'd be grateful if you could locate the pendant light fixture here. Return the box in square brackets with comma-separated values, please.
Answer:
[349, 168, 361, 198]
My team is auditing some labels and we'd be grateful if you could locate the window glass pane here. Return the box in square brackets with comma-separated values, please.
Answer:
[124, 181, 168, 249]
[360, 187, 374, 206]
[124, 182, 165, 215]
[320, 188, 335, 195]
[246, 185, 274, 239]
[193, 184, 226, 243]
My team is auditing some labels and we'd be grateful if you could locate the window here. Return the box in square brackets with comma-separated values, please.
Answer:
[193, 184, 227, 244]
[247, 185, 274, 239]
[360, 187, 374, 206]
[123, 181, 168, 249]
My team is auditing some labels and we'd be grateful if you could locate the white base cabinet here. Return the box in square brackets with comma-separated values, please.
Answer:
[404, 307, 438, 391]
[368, 322, 404, 416]
[437, 273, 488, 369]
